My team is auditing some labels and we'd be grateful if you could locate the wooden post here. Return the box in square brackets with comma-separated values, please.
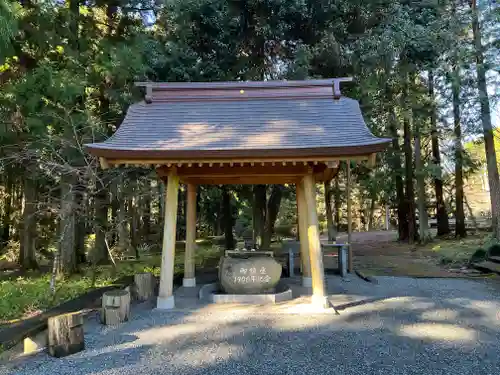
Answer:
[101, 290, 131, 325]
[183, 183, 197, 287]
[347, 161, 353, 272]
[134, 272, 155, 301]
[47, 312, 84, 358]
[157, 171, 179, 309]
[296, 180, 312, 287]
[303, 174, 328, 308]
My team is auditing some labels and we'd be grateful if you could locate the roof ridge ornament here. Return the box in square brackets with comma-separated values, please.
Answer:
[136, 78, 353, 102]
[145, 84, 153, 104]
[332, 77, 353, 100]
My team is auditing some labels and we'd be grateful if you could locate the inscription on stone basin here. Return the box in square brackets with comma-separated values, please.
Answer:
[218, 256, 282, 294]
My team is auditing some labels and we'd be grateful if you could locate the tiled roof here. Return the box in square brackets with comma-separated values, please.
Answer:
[85, 79, 391, 160]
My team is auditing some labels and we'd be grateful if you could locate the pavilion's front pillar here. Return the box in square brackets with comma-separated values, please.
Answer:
[157, 170, 179, 309]
[302, 173, 328, 308]
[346, 160, 353, 272]
[296, 180, 312, 287]
[183, 183, 197, 287]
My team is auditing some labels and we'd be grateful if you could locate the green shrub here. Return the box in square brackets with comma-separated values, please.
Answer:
[234, 217, 251, 238]
[212, 235, 237, 248]
[275, 224, 296, 239]
[487, 243, 500, 258]
[469, 248, 487, 264]
[0, 244, 221, 322]
[0, 240, 19, 263]
[439, 256, 452, 265]
[241, 228, 254, 239]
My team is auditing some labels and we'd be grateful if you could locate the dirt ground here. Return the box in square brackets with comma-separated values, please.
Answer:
[329, 230, 493, 278]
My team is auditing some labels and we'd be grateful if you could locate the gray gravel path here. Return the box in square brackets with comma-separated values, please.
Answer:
[2, 276, 499, 375]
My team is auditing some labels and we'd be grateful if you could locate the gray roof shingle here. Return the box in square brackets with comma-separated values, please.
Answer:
[85, 80, 390, 160]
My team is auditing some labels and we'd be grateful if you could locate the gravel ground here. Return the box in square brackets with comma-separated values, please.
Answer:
[1, 276, 499, 375]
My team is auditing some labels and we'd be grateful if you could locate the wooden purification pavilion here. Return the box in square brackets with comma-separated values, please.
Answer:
[85, 78, 391, 309]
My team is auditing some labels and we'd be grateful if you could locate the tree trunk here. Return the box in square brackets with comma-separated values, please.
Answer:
[252, 185, 266, 247]
[93, 172, 109, 264]
[470, 0, 500, 239]
[116, 173, 129, 255]
[334, 177, 341, 231]
[262, 185, 283, 249]
[452, 63, 466, 238]
[177, 188, 185, 240]
[363, 203, 370, 232]
[141, 183, 151, 242]
[58, 176, 77, 275]
[368, 196, 376, 231]
[324, 180, 336, 241]
[110, 179, 119, 247]
[385, 68, 408, 241]
[222, 187, 234, 250]
[464, 194, 478, 230]
[402, 72, 417, 244]
[20, 177, 38, 270]
[158, 180, 165, 227]
[1, 168, 13, 247]
[414, 115, 431, 244]
[429, 70, 450, 236]
[130, 193, 140, 258]
[74, 182, 86, 264]
[216, 199, 223, 236]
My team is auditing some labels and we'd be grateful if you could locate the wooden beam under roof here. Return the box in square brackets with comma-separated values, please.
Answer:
[106, 155, 371, 168]
[155, 162, 340, 185]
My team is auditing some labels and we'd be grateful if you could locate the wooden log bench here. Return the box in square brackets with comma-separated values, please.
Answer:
[100, 290, 131, 326]
[134, 272, 155, 301]
[48, 312, 85, 358]
[0, 276, 133, 353]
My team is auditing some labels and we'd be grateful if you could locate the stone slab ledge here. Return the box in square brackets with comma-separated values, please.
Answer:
[199, 283, 293, 304]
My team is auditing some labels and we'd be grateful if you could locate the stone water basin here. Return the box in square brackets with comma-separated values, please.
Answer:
[218, 253, 282, 294]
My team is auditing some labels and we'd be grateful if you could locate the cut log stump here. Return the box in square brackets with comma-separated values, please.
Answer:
[101, 290, 130, 325]
[134, 272, 155, 301]
[47, 312, 84, 358]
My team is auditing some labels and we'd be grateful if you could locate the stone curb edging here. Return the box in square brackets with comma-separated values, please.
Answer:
[354, 269, 378, 284]
[199, 283, 293, 304]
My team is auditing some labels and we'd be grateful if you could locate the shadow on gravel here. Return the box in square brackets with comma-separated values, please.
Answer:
[2, 280, 500, 375]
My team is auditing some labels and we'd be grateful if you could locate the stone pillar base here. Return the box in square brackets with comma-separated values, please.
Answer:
[302, 277, 313, 288]
[182, 277, 196, 287]
[157, 295, 175, 310]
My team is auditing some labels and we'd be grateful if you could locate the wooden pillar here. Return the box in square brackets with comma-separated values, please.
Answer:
[296, 180, 312, 287]
[303, 174, 328, 308]
[183, 183, 197, 287]
[157, 170, 179, 309]
[346, 161, 353, 272]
